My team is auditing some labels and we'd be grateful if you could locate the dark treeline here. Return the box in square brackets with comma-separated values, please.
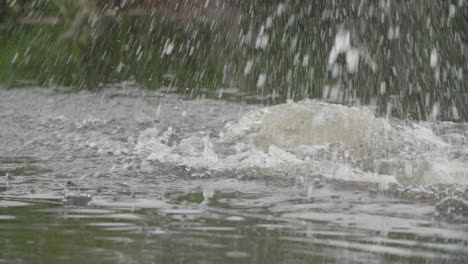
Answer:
[0, 0, 467, 121]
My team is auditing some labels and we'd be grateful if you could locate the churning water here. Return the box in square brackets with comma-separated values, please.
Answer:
[1, 87, 467, 263]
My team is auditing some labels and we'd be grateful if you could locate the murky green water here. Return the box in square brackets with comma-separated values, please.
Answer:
[1, 88, 467, 263]
[1, 187, 466, 264]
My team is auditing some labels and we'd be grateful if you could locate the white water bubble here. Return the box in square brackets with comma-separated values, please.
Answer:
[265, 16, 273, 29]
[287, 15, 295, 27]
[244, 60, 254, 75]
[451, 104, 459, 120]
[162, 41, 175, 56]
[328, 30, 351, 67]
[385, 102, 393, 119]
[255, 33, 269, 50]
[331, 64, 341, 78]
[387, 26, 400, 40]
[11, 52, 19, 64]
[276, 3, 286, 16]
[293, 53, 300, 66]
[334, 30, 351, 53]
[136, 44, 142, 55]
[257, 73, 267, 89]
[429, 102, 440, 121]
[302, 54, 310, 67]
[290, 36, 298, 52]
[322, 85, 329, 99]
[456, 67, 463, 80]
[116, 62, 124, 73]
[329, 85, 341, 102]
[346, 48, 360, 73]
[394, 26, 400, 39]
[425, 93, 431, 107]
[449, 4, 456, 18]
[434, 67, 440, 81]
[430, 49, 438, 68]
[380, 82, 386, 95]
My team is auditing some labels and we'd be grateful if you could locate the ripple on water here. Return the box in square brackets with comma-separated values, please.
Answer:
[0, 215, 16, 220]
[87, 222, 135, 227]
[0, 200, 32, 207]
[1, 88, 468, 263]
[225, 251, 250, 258]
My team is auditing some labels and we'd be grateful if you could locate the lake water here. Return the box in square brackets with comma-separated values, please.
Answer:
[1, 87, 467, 263]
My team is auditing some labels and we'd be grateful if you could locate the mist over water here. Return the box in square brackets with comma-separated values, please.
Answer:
[1, 1, 468, 263]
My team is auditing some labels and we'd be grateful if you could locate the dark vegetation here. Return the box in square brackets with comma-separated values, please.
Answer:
[0, 0, 467, 120]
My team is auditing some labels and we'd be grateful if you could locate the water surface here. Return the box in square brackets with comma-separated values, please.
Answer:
[1, 87, 467, 263]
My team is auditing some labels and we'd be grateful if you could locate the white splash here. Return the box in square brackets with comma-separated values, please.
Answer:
[257, 73, 267, 89]
[328, 29, 376, 73]
[162, 41, 175, 56]
[136, 100, 468, 186]
[430, 49, 438, 68]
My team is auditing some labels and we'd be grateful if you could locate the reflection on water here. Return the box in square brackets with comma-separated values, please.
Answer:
[1, 180, 467, 264]
[0, 88, 467, 263]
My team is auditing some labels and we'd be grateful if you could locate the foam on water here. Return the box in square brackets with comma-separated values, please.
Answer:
[220, 99, 391, 150]
[136, 100, 468, 186]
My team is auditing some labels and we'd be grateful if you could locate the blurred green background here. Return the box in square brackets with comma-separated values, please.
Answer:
[0, 0, 467, 120]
